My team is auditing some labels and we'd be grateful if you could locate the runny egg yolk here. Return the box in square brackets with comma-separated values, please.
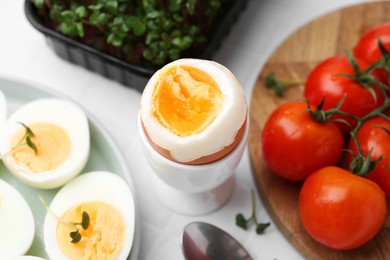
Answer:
[152, 65, 224, 137]
[11, 123, 71, 173]
[56, 201, 125, 259]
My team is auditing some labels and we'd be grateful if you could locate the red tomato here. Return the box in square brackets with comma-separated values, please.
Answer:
[261, 101, 344, 181]
[353, 22, 390, 64]
[299, 166, 387, 250]
[347, 117, 390, 197]
[353, 23, 390, 87]
[304, 55, 385, 133]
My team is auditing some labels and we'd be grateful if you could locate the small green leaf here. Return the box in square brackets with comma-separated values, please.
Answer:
[105, 0, 118, 13]
[145, 32, 159, 45]
[168, 49, 180, 60]
[143, 49, 154, 60]
[107, 33, 124, 47]
[60, 22, 78, 37]
[18, 122, 34, 137]
[76, 22, 84, 37]
[90, 13, 109, 26]
[81, 211, 90, 230]
[264, 72, 276, 88]
[235, 213, 247, 230]
[256, 223, 271, 234]
[60, 10, 76, 20]
[75, 6, 87, 18]
[26, 136, 38, 154]
[172, 36, 192, 49]
[88, 4, 104, 11]
[169, 0, 182, 12]
[180, 36, 193, 50]
[70, 230, 81, 243]
[146, 10, 160, 19]
[127, 17, 146, 36]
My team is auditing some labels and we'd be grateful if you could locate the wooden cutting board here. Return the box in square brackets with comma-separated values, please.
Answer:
[248, 1, 390, 259]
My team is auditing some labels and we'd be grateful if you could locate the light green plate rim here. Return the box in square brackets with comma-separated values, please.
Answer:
[0, 76, 140, 259]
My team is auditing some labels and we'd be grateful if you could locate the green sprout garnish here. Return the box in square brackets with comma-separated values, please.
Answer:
[17, 122, 38, 154]
[69, 211, 90, 243]
[264, 72, 304, 97]
[235, 189, 270, 234]
[0, 122, 38, 159]
[39, 195, 90, 243]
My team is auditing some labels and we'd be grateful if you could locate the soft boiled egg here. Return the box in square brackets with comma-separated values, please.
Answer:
[140, 58, 247, 165]
[0, 98, 90, 189]
[0, 178, 35, 258]
[0, 89, 7, 128]
[43, 171, 135, 260]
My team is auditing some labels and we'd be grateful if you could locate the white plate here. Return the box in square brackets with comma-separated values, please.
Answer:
[0, 77, 140, 259]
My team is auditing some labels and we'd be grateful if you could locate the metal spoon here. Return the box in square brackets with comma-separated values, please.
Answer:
[181, 221, 253, 260]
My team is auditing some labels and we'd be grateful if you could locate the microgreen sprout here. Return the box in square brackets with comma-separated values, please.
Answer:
[69, 211, 90, 243]
[16, 122, 37, 154]
[264, 72, 305, 97]
[235, 189, 270, 234]
[38, 195, 90, 243]
[32, 0, 229, 67]
[0, 122, 38, 159]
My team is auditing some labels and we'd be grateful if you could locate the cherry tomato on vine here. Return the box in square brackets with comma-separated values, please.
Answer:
[353, 23, 390, 85]
[261, 101, 344, 182]
[299, 166, 387, 250]
[353, 22, 390, 64]
[304, 55, 385, 133]
[347, 117, 390, 197]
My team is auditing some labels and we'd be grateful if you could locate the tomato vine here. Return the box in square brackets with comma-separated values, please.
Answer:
[264, 38, 390, 178]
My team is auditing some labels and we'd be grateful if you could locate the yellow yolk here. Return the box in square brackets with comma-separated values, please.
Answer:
[11, 123, 71, 173]
[56, 201, 125, 259]
[152, 65, 223, 137]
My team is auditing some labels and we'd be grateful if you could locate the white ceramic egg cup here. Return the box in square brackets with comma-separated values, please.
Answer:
[138, 114, 249, 216]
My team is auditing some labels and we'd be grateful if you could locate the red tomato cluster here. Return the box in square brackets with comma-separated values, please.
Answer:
[261, 23, 390, 250]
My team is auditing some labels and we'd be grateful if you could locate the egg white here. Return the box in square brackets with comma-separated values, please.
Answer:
[8, 256, 46, 260]
[0, 89, 7, 129]
[0, 178, 35, 258]
[43, 171, 135, 260]
[0, 98, 90, 189]
[140, 58, 247, 163]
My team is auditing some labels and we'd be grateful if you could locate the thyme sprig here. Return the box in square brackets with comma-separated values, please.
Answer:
[39, 195, 90, 243]
[235, 189, 270, 234]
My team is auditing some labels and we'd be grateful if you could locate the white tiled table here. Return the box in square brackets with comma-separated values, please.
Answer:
[0, 0, 368, 259]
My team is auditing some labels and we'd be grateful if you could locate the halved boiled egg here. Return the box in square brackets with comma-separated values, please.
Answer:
[0, 178, 35, 258]
[140, 58, 247, 165]
[43, 171, 135, 260]
[0, 98, 90, 189]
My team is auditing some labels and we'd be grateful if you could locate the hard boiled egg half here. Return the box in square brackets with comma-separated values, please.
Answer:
[0, 178, 35, 258]
[140, 58, 247, 165]
[43, 171, 135, 260]
[0, 98, 90, 189]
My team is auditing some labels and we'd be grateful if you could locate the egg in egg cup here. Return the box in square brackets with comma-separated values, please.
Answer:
[138, 58, 248, 215]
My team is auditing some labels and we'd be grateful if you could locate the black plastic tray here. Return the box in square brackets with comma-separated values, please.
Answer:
[24, 0, 249, 92]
